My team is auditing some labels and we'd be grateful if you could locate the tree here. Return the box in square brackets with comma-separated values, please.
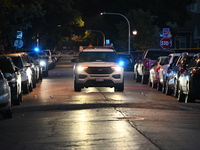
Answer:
[34, 0, 84, 50]
[0, 0, 44, 49]
[0, 0, 84, 50]
[73, 0, 196, 50]
[116, 9, 157, 50]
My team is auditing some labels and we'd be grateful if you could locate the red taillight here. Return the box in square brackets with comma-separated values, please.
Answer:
[145, 61, 149, 69]
[179, 67, 185, 74]
[156, 66, 161, 72]
[192, 68, 200, 74]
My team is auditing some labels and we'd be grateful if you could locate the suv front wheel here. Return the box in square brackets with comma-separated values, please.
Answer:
[74, 79, 81, 92]
[114, 79, 124, 92]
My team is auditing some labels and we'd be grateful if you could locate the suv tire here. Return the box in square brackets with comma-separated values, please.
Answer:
[74, 79, 81, 92]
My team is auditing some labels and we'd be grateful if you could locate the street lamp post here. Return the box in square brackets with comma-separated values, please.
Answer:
[100, 12, 131, 54]
[88, 30, 105, 47]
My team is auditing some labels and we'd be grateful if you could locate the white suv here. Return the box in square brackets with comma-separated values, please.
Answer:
[71, 48, 124, 92]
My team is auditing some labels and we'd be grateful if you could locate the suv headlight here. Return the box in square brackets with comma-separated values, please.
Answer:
[111, 66, 123, 71]
[77, 66, 88, 72]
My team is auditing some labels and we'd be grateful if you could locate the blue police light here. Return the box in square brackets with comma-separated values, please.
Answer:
[34, 47, 39, 52]
[119, 60, 124, 66]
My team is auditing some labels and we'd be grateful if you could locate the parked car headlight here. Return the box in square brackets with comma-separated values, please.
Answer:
[39, 60, 46, 66]
[112, 66, 123, 71]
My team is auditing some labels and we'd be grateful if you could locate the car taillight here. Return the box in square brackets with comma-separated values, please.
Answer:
[179, 67, 185, 74]
[156, 66, 161, 72]
[192, 68, 200, 74]
[145, 61, 149, 69]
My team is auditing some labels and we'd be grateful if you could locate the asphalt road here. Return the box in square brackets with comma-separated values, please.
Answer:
[0, 56, 200, 150]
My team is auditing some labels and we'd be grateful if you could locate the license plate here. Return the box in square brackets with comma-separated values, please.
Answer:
[96, 78, 104, 81]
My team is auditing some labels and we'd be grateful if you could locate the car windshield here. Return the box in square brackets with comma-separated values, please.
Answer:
[77, 52, 118, 62]
[11, 57, 24, 69]
[27, 52, 39, 59]
[0, 58, 14, 73]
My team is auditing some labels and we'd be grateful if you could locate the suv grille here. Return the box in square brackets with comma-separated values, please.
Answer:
[85, 67, 114, 74]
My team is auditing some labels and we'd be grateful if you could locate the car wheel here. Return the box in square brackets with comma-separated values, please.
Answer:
[32, 76, 36, 88]
[115, 81, 124, 92]
[29, 82, 33, 92]
[177, 87, 185, 102]
[19, 92, 23, 102]
[185, 82, 196, 103]
[135, 72, 141, 82]
[185, 94, 195, 103]
[157, 82, 162, 91]
[161, 81, 166, 93]
[165, 81, 172, 95]
[147, 77, 151, 87]
[2, 107, 12, 119]
[39, 71, 43, 80]
[74, 80, 81, 92]
[13, 93, 22, 105]
[23, 80, 29, 94]
[152, 80, 156, 88]
[173, 79, 178, 98]
[141, 75, 147, 84]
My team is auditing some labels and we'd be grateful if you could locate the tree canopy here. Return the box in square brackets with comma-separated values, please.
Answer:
[0, 0, 196, 51]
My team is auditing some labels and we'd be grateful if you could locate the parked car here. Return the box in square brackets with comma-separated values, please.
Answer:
[118, 53, 134, 71]
[27, 52, 43, 80]
[165, 52, 195, 97]
[158, 53, 181, 91]
[148, 56, 167, 88]
[32, 51, 49, 77]
[42, 49, 54, 69]
[178, 53, 200, 103]
[13, 49, 46, 78]
[0, 70, 12, 118]
[0, 56, 22, 105]
[134, 49, 174, 84]
[6, 53, 33, 94]
[71, 48, 124, 92]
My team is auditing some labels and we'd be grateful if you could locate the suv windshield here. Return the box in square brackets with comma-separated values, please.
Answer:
[77, 52, 118, 62]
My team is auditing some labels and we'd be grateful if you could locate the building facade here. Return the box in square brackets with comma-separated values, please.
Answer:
[173, 0, 200, 49]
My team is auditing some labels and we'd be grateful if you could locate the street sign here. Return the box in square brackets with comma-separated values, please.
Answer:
[162, 28, 171, 38]
[160, 38, 172, 49]
[14, 39, 23, 48]
[16, 31, 23, 39]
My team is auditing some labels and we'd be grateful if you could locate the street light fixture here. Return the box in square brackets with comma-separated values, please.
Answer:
[132, 30, 137, 36]
[88, 30, 105, 47]
[100, 12, 131, 54]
